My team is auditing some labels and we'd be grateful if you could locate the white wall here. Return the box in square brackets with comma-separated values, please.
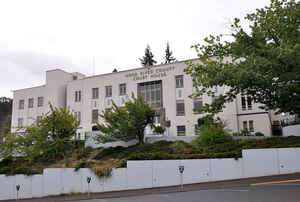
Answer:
[1, 147, 300, 200]
[282, 124, 300, 136]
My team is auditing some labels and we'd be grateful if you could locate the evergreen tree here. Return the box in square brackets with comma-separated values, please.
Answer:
[139, 45, 157, 67]
[164, 42, 176, 64]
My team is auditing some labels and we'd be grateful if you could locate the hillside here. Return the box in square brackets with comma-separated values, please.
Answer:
[1, 136, 300, 176]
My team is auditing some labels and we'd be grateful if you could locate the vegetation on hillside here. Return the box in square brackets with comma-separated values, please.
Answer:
[0, 97, 12, 135]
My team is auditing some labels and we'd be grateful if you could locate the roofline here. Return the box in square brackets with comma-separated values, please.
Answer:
[12, 85, 46, 92]
[78, 58, 198, 81]
[46, 68, 72, 74]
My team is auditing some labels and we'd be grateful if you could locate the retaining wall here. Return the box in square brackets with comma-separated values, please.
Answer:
[1, 147, 300, 200]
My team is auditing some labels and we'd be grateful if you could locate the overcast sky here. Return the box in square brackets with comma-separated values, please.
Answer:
[0, 0, 271, 98]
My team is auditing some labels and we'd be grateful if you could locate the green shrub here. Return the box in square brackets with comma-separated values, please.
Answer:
[74, 161, 92, 171]
[194, 124, 232, 146]
[255, 132, 265, 136]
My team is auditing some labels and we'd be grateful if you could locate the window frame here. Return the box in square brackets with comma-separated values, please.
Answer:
[176, 100, 185, 116]
[177, 125, 186, 136]
[175, 75, 184, 88]
[119, 83, 126, 96]
[28, 98, 34, 108]
[92, 109, 98, 123]
[105, 86, 112, 97]
[92, 88, 99, 99]
[37, 97, 44, 107]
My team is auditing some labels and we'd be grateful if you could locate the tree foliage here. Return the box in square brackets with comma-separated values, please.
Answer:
[139, 45, 157, 67]
[164, 42, 176, 64]
[0, 104, 79, 162]
[185, 0, 300, 115]
[0, 97, 12, 134]
[96, 94, 162, 144]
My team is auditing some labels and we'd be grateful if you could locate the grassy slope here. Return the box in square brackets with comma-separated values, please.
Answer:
[1, 136, 300, 175]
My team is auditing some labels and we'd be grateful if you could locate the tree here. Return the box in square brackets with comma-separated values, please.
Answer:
[96, 94, 162, 144]
[139, 45, 157, 67]
[0, 97, 12, 133]
[185, 0, 300, 115]
[164, 42, 176, 64]
[0, 104, 80, 162]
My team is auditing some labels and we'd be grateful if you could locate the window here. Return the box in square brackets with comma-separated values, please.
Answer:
[193, 98, 203, 114]
[177, 125, 186, 136]
[92, 109, 98, 123]
[243, 121, 247, 130]
[175, 75, 184, 88]
[242, 96, 252, 110]
[37, 116, 42, 122]
[119, 83, 126, 96]
[241, 96, 246, 110]
[249, 120, 254, 132]
[105, 86, 112, 97]
[176, 100, 185, 116]
[75, 91, 81, 102]
[37, 97, 44, 107]
[137, 81, 162, 109]
[18, 118, 23, 128]
[28, 98, 34, 108]
[19, 100, 24, 110]
[178, 89, 182, 98]
[74, 111, 81, 123]
[247, 96, 252, 110]
[92, 88, 99, 99]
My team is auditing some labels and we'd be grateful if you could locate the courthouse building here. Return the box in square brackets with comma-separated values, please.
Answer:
[11, 59, 282, 138]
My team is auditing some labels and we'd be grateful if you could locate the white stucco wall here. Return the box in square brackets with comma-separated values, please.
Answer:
[282, 124, 300, 136]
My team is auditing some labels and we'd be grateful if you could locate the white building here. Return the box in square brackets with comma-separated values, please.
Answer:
[11, 59, 281, 137]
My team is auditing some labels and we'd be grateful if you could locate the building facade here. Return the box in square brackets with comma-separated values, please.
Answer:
[11, 59, 280, 137]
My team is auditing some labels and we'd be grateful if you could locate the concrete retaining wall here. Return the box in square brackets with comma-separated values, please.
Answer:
[1, 147, 300, 200]
[282, 124, 300, 136]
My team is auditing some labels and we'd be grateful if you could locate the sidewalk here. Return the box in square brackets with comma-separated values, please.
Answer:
[3, 173, 300, 202]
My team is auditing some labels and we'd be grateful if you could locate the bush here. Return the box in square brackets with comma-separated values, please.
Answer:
[194, 124, 232, 146]
[91, 167, 112, 178]
[74, 161, 92, 171]
[255, 132, 265, 136]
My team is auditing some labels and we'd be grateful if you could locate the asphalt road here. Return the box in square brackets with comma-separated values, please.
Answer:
[73, 182, 300, 202]
[4, 173, 300, 202]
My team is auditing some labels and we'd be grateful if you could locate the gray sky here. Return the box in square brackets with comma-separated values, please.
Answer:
[0, 0, 270, 98]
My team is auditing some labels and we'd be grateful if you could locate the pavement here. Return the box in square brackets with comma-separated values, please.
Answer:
[4, 173, 300, 202]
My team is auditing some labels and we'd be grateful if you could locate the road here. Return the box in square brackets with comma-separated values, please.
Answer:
[72, 181, 300, 202]
[4, 173, 300, 202]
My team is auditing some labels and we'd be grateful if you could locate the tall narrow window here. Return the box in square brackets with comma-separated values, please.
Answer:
[119, 83, 126, 96]
[18, 118, 23, 128]
[176, 100, 185, 116]
[92, 88, 99, 99]
[175, 75, 184, 88]
[75, 91, 81, 102]
[74, 111, 81, 123]
[247, 96, 252, 110]
[241, 96, 246, 111]
[37, 97, 44, 107]
[249, 120, 254, 132]
[28, 98, 34, 108]
[193, 98, 203, 114]
[37, 116, 42, 122]
[243, 121, 247, 130]
[177, 125, 186, 136]
[92, 109, 98, 123]
[19, 100, 24, 110]
[105, 86, 112, 97]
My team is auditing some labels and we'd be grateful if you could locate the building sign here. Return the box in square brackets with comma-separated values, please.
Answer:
[125, 66, 175, 81]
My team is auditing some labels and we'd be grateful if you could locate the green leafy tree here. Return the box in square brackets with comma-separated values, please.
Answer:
[0, 104, 80, 162]
[164, 42, 176, 64]
[139, 45, 157, 67]
[185, 0, 300, 115]
[96, 94, 162, 144]
[0, 97, 12, 133]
